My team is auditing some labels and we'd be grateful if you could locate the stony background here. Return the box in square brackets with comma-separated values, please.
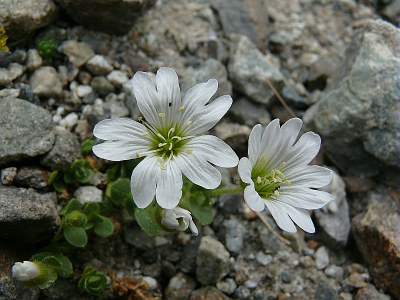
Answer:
[0, 0, 399, 299]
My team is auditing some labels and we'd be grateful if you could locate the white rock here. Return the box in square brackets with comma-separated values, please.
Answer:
[86, 55, 113, 75]
[77, 85, 93, 98]
[26, 49, 43, 71]
[59, 112, 78, 130]
[315, 246, 330, 270]
[74, 186, 103, 204]
[107, 70, 129, 87]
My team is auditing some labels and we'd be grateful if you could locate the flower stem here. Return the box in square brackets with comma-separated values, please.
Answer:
[205, 186, 243, 197]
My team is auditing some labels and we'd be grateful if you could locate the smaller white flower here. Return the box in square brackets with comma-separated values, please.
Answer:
[238, 118, 334, 233]
[161, 207, 198, 235]
[12, 261, 41, 282]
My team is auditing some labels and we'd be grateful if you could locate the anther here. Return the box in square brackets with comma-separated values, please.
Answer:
[158, 112, 166, 118]
[158, 142, 167, 147]
[179, 106, 185, 111]
[186, 120, 192, 126]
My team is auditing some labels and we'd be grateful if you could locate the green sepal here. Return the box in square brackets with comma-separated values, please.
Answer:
[63, 226, 88, 248]
[23, 261, 58, 289]
[48, 170, 59, 185]
[32, 252, 73, 278]
[134, 203, 164, 236]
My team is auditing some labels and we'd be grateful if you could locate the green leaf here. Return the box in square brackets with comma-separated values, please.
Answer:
[63, 171, 75, 184]
[83, 202, 100, 217]
[134, 204, 163, 236]
[81, 139, 96, 155]
[93, 215, 114, 238]
[48, 170, 59, 185]
[54, 254, 73, 278]
[181, 191, 215, 226]
[109, 178, 132, 206]
[78, 266, 107, 295]
[42, 256, 62, 269]
[65, 211, 87, 227]
[63, 226, 88, 248]
[60, 198, 82, 216]
[53, 177, 65, 193]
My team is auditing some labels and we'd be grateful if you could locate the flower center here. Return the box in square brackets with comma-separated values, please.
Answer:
[252, 161, 291, 199]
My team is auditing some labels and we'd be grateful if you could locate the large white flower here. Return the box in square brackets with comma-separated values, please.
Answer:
[93, 67, 238, 209]
[161, 207, 198, 235]
[238, 118, 333, 233]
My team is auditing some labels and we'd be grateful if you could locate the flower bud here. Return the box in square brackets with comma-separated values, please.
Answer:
[161, 207, 198, 235]
[12, 261, 40, 282]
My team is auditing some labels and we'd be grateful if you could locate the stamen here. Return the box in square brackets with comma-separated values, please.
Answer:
[142, 132, 149, 136]
[158, 112, 165, 118]
[158, 142, 167, 147]
[167, 128, 175, 137]
[136, 152, 141, 158]
[168, 143, 173, 151]
[171, 136, 182, 140]
[157, 133, 166, 141]
[179, 106, 185, 111]
[186, 120, 192, 126]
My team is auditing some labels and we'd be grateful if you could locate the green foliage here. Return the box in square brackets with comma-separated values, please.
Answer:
[36, 37, 57, 64]
[134, 203, 164, 236]
[106, 178, 132, 207]
[0, 27, 9, 52]
[105, 160, 137, 181]
[64, 159, 92, 184]
[78, 266, 108, 295]
[81, 139, 97, 155]
[63, 226, 88, 248]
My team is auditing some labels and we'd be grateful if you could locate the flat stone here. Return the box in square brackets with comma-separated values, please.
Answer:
[91, 76, 115, 97]
[304, 20, 399, 181]
[165, 272, 197, 300]
[196, 236, 231, 285]
[220, 219, 246, 256]
[54, 0, 156, 35]
[0, 63, 24, 85]
[14, 166, 49, 190]
[0, 97, 55, 166]
[228, 34, 284, 106]
[40, 128, 81, 171]
[30, 66, 63, 98]
[352, 187, 400, 298]
[0, 186, 59, 243]
[59, 40, 95, 67]
[0, 0, 58, 41]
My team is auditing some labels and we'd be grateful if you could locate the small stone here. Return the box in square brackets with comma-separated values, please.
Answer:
[26, 49, 43, 72]
[300, 256, 315, 268]
[123, 223, 154, 251]
[355, 284, 391, 300]
[325, 265, 344, 280]
[91, 76, 115, 97]
[59, 112, 79, 130]
[14, 83, 40, 105]
[74, 186, 103, 204]
[255, 251, 272, 266]
[216, 278, 237, 295]
[77, 85, 93, 98]
[165, 272, 196, 300]
[0, 88, 20, 98]
[60, 40, 95, 67]
[142, 276, 158, 290]
[14, 167, 49, 190]
[190, 286, 231, 300]
[281, 271, 292, 283]
[40, 128, 81, 171]
[107, 70, 129, 87]
[230, 97, 271, 126]
[220, 219, 246, 255]
[1, 167, 17, 185]
[86, 55, 113, 75]
[30, 66, 63, 98]
[0, 186, 59, 243]
[315, 282, 339, 300]
[196, 236, 231, 285]
[315, 246, 330, 270]
[234, 286, 251, 300]
[0, 63, 24, 85]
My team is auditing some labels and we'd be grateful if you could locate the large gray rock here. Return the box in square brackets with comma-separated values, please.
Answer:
[0, 186, 59, 243]
[304, 20, 399, 181]
[228, 34, 284, 106]
[0, 0, 58, 41]
[0, 97, 55, 166]
[196, 236, 231, 285]
[40, 128, 81, 171]
[352, 187, 400, 298]
[54, 0, 155, 35]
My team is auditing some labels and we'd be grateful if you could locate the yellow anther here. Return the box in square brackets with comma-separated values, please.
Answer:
[179, 105, 185, 111]
[142, 132, 149, 136]
[186, 120, 192, 126]
[278, 162, 286, 169]
[136, 152, 141, 158]
[158, 112, 166, 118]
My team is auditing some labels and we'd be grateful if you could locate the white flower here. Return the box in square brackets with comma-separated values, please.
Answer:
[161, 207, 198, 235]
[238, 118, 333, 233]
[93, 67, 238, 209]
[12, 261, 41, 282]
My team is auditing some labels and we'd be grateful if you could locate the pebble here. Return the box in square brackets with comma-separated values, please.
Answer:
[216, 278, 237, 295]
[234, 286, 251, 299]
[77, 85, 93, 98]
[107, 70, 129, 87]
[142, 276, 158, 290]
[30, 66, 63, 98]
[165, 272, 196, 300]
[315, 246, 330, 270]
[91, 76, 115, 97]
[59, 112, 79, 130]
[255, 251, 272, 266]
[86, 55, 113, 75]
[60, 40, 95, 67]
[26, 49, 43, 71]
[0, 63, 24, 85]
[281, 271, 292, 283]
[325, 265, 344, 280]
[74, 186, 103, 204]
[1, 167, 17, 185]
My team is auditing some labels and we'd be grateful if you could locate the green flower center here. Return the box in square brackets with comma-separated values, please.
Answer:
[252, 160, 291, 199]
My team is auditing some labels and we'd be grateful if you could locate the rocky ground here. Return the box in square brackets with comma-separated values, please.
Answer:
[0, 0, 399, 299]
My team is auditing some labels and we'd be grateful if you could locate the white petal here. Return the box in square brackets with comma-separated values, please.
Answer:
[280, 118, 303, 147]
[278, 187, 334, 209]
[265, 201, 297, 232]
[189, 220, 199, 235]
[244, 185, 265, 211]
[93, 118, 148, 141]
[248, 124, 263, 164]
[184, 95, 232, 135]
[187, 135, 238, 168]
[283, 204, 315, 233]
[182, 79, 218, 109]
[131, 157, 159, 208]
[255, 119, 281, 169]
[285, 165, 333, 188]
[175, 154, 221, 189]
[92, 140, 150, 161]
[283, 132, 321, 169]
[238, 157, 253, 184]
[132, 72, 162, 128]
[156, 162, 183, 209]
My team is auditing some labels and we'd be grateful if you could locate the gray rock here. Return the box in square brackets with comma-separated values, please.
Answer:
[315, 281, 339, 300]
[15, 83, 40, 105]
[86, 55, 113, 76]
[220, 219, 246, 255]
[0, 0, 58, 41]
[324, 265, 344, 280]
[54, 0, 155, 35]
[30, 66, 63, 98]
[107, 70, 129, 88]
[123, 223, 154, 251]
[314, 170, 351, 247]
[196, 236, 231, 285]
[217, 278, 237, 295]
[355, 284, 391, 300]
[190, 286, 231, 300]
[82, 97, 129, 127]
[165, 272, 197, 300]
[0, 63, 24, 85]
[91, 76, 115, 97]
[14, 166, 49, 190]
[315, 246, 330, 270]
[230, 97, 271, 126]
[41, 128, 81, 171]
[26, 49, 43, 72]
[214, 122, 251, 153]
[228, 34, 284, 105]
[0, 167, 17, 185]
[234, 286, 251, 299]
[0, 88, 20, 98]
[0, 186, 59, 243]
[59, 40, 95, 67]
[0, 97, 55, 165]
[74, 186, 103, 204]
[304, 20, 399, 180]
[352, 187, 400, 298]
[255, 251, 272, 266]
